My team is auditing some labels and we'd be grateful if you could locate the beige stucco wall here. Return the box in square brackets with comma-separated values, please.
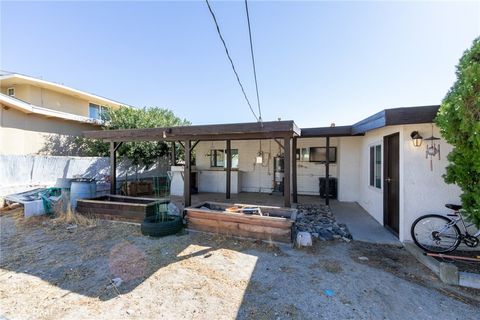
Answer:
[0, 83, 121, 117]
[0, 104, 98, 155]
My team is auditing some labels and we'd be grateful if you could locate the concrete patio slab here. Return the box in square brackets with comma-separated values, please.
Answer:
[331, 201, 400, 245]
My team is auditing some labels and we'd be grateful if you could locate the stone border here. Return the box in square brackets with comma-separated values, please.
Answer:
[404, 243, 480, 289]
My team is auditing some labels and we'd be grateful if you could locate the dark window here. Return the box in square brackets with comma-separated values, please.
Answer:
[375, 145, 382, 188]
[309, 147, 337, 163]
[369, 145, 382, 189]
[369, 146, 374, 186]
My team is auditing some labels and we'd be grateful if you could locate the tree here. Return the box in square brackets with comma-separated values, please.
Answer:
[436, 37, 480, 227]
[75, 106, 190, 168]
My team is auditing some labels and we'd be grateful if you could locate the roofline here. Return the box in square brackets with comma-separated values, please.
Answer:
[300, 105, 440, 137]
[0, 93, 102, 125]
[300, 125, 359, 138]
[351, 105, 440, 135]
[0, 73, 131, 108]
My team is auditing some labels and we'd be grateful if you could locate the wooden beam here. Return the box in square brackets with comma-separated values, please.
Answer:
[274, 138, 284, 150]
[110, 142, 117, 195]
[325, 137, 330, 206]
[191, 140, 200, 151]
[284, 136, 291, 208]
[177, 141, 185, 149]
[292, 137, 298, 203]
[184, 140, 191, 207]
[83, 120, 300, 141]
[171, 141, 176, 165]
[114, 141, 123, 152]
[226, 140, 231, 199]
[85, 131, 298, 143]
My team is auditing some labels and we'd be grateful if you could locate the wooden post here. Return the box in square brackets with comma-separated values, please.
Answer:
[325, 137, 330, 206]
[171, 141, 176, 165]
[110, 141, 117, 195]
[292, 137, 298, 204]
[226, 140, 231, 199]
[184, 140, 192, 207]
[284, 136, 291, 208]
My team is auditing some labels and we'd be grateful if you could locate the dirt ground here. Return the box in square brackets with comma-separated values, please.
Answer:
[0, 209, 479, 320]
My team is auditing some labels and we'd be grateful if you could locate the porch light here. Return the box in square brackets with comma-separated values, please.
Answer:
[410, 131, 423, 147]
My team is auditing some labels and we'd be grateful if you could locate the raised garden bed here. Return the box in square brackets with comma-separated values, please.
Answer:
[76, 195, 168, 223]
[184, 201, 297, 243]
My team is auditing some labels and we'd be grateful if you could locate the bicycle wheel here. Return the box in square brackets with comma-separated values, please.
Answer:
[411, 214, 461, 253]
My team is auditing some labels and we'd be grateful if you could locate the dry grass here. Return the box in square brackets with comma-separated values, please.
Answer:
[51, 203, 97, 227]
[0, 200, 97, 231]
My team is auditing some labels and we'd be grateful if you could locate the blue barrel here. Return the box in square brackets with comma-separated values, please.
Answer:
[70, 180, 97, 209]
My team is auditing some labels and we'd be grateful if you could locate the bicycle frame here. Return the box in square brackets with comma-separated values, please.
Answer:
[447, 211, 480, 238]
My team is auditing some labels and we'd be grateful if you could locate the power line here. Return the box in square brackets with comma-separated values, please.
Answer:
[244, 0, 262, 122]
[205, 0, 259, 122]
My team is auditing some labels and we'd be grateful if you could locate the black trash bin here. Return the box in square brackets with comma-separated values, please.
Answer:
[319, 177, 337, 199]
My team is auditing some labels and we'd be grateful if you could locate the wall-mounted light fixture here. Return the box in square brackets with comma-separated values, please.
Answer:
[410, 131, 423, 147]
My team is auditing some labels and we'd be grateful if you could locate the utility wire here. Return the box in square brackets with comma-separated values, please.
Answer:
[244, 0, 262, 122]
[205, 0, 259, 122]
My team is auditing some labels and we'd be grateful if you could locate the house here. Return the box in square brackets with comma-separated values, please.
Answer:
[194, 105, 461, 242]
[84, 105, 462, 243]
[0, 72, 126, 155]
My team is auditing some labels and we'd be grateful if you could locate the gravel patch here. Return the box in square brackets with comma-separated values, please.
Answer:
[295, 204, 352, 241]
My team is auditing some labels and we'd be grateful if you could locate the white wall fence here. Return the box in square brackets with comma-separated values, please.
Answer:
[0, 155, 170, 198]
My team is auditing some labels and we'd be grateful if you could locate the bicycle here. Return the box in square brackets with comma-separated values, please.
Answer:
[411, 204, 480, 253]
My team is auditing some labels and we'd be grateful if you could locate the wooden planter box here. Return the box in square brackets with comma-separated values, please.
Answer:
[76, 195, 168, 222]
[185, 202, 297, 243]
[122, 181, 153, 197]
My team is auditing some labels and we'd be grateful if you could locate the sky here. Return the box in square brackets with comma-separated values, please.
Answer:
[1, 1, 479, 128]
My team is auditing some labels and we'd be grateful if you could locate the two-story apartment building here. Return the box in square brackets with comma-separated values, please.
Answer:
[0, 72, 126, 155]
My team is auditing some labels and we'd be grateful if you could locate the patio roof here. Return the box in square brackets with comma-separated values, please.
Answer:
[84, 120, 301, 208]
[84, 120, 301, 142]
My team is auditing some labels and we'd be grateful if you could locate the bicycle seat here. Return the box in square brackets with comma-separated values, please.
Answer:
[445, 204, 462, 211]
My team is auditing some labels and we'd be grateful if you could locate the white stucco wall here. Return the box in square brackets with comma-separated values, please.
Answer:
[401, 124, 463, 241]
[337, 136, 362, 202]
[356, 123, 465, 242]
[358, 125, 406, 231]
[195, 138, 339, 195]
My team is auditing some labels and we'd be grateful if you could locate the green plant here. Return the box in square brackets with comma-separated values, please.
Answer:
[75, 106, 190, 168]
[436, 37, 480, 227]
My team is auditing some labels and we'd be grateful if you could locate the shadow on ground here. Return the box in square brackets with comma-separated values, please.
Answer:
[0, 209, 478, 320]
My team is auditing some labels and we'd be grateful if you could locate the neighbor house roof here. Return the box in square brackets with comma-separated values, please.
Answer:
[0, 73, 130, 108]
[301, 105, 440, 137]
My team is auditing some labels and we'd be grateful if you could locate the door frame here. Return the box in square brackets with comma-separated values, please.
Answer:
[383, 132, 400, 237]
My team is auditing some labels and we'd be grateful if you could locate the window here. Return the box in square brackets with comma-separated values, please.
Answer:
[7, 87, 15, 97]
[309, 147, 337, 163]
[296, 148, 310, 161]
[210, 149, 239, 168]
[369, 145, 381, 188]
[89, 103, 106, 120]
